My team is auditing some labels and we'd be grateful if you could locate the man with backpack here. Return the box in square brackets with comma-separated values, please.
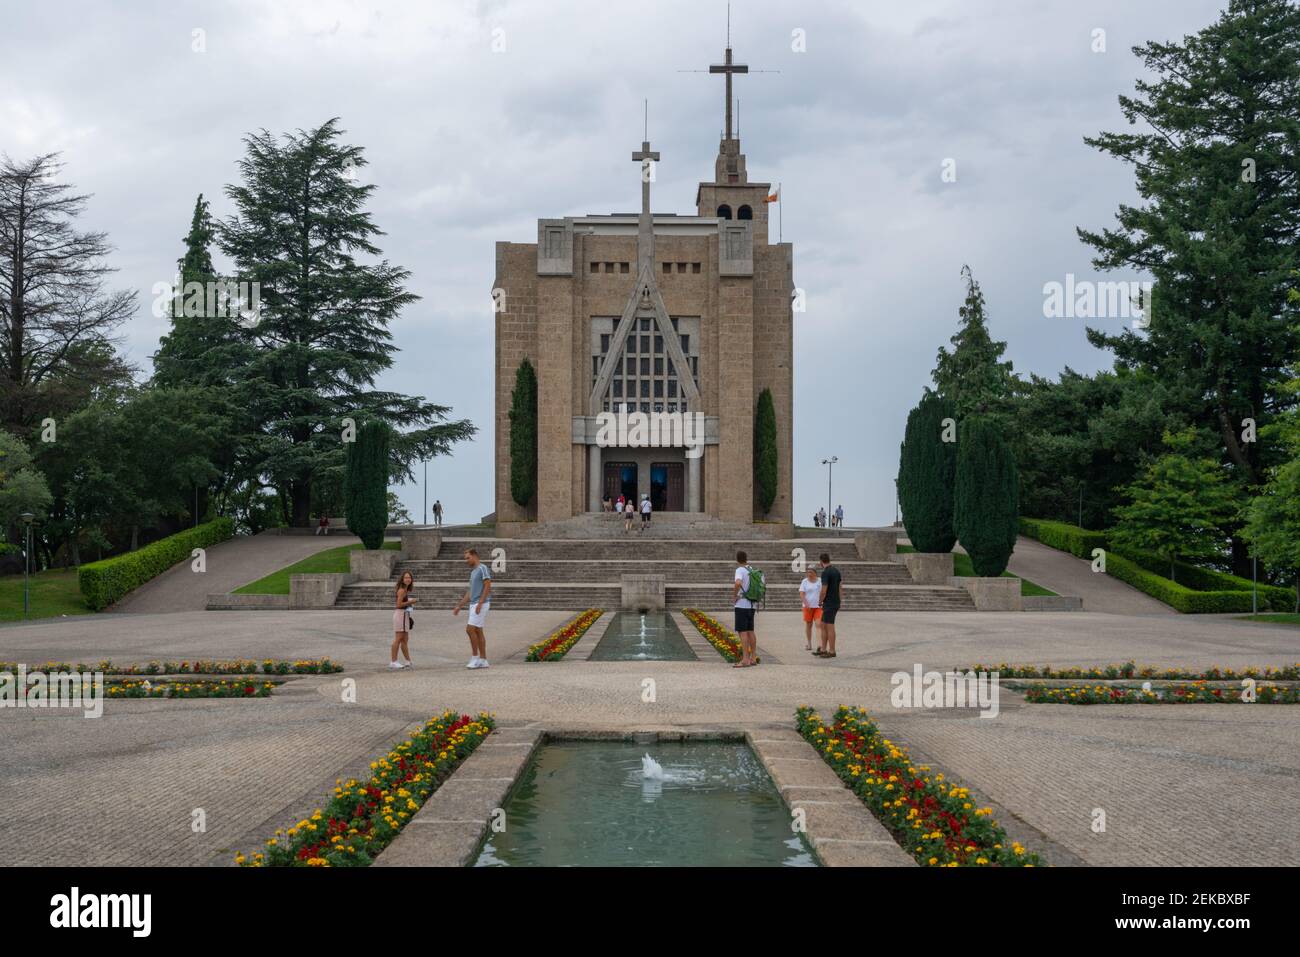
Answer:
[732, 550, 764, 668]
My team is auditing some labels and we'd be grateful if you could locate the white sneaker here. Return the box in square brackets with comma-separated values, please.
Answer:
[388, 661, 404, 670]
[466, 657, 481, 669]
[401, 660, 413, 669]
[471, 659, 489, 669]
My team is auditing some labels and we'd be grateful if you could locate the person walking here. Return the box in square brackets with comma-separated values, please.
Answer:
[316, 514, 330, 536]
[814, 552, 842, 658]
[732, 550, 759, 668]
[452, 547, 493, 669]
[390, 571, 417, 669]
[623, 497, 635, 533]
[432, 500, 443, 526]
[799, 566, 822, 652]
[640, 494, 652, 531]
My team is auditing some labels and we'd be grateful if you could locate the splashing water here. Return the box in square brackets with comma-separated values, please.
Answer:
[641, 753, 666, 780]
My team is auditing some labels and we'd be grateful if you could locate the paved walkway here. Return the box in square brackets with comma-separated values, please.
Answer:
[110, 531, 361, 614]
[1004, 536, 1175, 615]
[2, 608, 1297, 865]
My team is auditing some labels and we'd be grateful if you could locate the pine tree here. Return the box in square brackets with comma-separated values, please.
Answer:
[214, 118, 473, 526]
[1079, 0, 1300, 574]
[932, 265, 1017, 423]
[344, 420, 390, 550]
[509, 358, 537, 510]
[754, 388, 778, 515]
[897, 391, 957, 553]
[953, 417, 1019, 577]
[1110, 429, 1237, 580]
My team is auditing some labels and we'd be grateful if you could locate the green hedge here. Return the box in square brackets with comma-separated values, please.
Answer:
[1020, 517, 1296, 613]
[1019, 518, 1107, 559]
[79, 518, 235, 611]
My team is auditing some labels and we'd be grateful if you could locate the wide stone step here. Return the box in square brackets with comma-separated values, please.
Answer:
[391, 558, 913, 585]
[334, 581, 975, 612]
[429, 538, 868, 563]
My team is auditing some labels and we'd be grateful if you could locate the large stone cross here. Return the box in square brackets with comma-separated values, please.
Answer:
[631, 140, 659, 217]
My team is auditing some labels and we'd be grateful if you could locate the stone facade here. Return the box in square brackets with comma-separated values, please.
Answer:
[492, 73, 793, 534]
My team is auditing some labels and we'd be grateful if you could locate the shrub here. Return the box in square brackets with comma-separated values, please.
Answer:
[754, 388, 778, 515]
[78, 518, 234, 610]
[897, 392, 957, 552]
[954, 417, 1018, 576]
[1018, 518, 1107, 559]
[509, 358, 538, 509]
[343, 420, 390, 550]
[1103, 553, 1257, 614]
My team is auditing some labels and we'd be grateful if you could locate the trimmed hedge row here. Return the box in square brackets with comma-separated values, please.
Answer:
[1018, 518, 1107, 559]
[1019, 517, 1296, 613]
[79, 518, 235, 610]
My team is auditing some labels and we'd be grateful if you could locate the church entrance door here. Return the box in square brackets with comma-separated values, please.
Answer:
[651, 462, 684, 512]
[604, 462, 637, 503]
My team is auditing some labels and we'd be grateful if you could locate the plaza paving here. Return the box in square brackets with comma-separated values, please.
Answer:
[1, 607, 1297, 866]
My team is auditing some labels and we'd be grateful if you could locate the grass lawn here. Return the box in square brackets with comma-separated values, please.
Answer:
[233, 541, 400, 595]
[896, 545, 1057, 597]
[1237, 613, 1300, 627]
[0, 568, 93, 622]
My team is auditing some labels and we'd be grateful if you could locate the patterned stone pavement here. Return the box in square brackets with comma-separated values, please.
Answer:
[1, 608, 1297, 865]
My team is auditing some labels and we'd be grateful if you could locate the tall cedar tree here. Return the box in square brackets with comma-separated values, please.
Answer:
[953, 417, 1019, 577]
[1110, 429, 1237, 580]
[754, 388, 778, 515]
[1079, 0, 1300, 574]
[0, 154, 135, 436]
[343, 420, 390, 550]
[897, 392, 957, 553]
[509, 358, 538, 509]
[932, 265, 1017, 424]
[1242, 381, 1300, 609]
[218, 119, 473, 526]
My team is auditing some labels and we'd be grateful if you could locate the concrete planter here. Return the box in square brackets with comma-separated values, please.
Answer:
[953, 577, 1023, 611]
[400, 528, 442, 560]
[289, 573, 355, 609]
[902, 552, 954, 585]
[350, 548, 402, 581]
[854, 529, 898, 562]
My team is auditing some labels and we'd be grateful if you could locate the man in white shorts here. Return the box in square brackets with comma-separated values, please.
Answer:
[640, 494, 652, 531]
[452, 547, 493, 669]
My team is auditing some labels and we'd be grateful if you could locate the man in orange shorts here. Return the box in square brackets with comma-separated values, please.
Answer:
[799, 566, 823, 652]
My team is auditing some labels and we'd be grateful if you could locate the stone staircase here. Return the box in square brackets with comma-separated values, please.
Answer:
[332, 536, 977, 612]
[518, 511, 785, 540]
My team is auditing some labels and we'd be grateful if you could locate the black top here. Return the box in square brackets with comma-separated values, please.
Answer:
[820, 565, 843, 606]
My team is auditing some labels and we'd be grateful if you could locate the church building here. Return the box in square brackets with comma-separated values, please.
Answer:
[492, 42, 793, 535]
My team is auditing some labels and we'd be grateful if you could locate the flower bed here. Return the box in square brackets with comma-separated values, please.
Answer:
[525, 610, 603, 661]
[106, 679, 279, 699]
[961, 660, 1300, 681]
[683, 608, 757, 663]
[237, 710, 495, 867]
[796, 705, 1040, 867]
[1022, 683, 1300, 704]
[0, 658, 344, 676]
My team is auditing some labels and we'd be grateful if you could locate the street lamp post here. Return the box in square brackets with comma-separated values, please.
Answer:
[20, 512, 34, 620]
[821, 457, 837, 529]
[423, 459, 428, 526]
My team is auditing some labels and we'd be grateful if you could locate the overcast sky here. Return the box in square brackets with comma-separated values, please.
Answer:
[3, 0, 1229, 525]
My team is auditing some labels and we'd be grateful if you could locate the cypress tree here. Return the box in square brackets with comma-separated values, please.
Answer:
[509, 358, 538, 509]
[954, 417, 1019, 577]
[344, 420, 390, 550]
[897, 391, 957, 553]
[754, 388, 778, 515]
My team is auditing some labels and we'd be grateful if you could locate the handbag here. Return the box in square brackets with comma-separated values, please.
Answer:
[405, 608, 415, 631]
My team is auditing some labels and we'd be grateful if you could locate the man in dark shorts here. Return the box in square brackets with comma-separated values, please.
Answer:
[815, 552, 842, 658]
[731, 550, 758, 668]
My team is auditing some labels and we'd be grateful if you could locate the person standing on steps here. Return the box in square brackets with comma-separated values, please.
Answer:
[640, 494, 652, 532]
[623, 497, 635, 533]
[732, 550, 759, 668]
[814, 552, 842, 658]
[390, 571, 417, 669]
[452, 547, 492, 669]
[799, 565, 822, 652]
[835, 505, 844, 528]
[432, 500, 443, 526]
